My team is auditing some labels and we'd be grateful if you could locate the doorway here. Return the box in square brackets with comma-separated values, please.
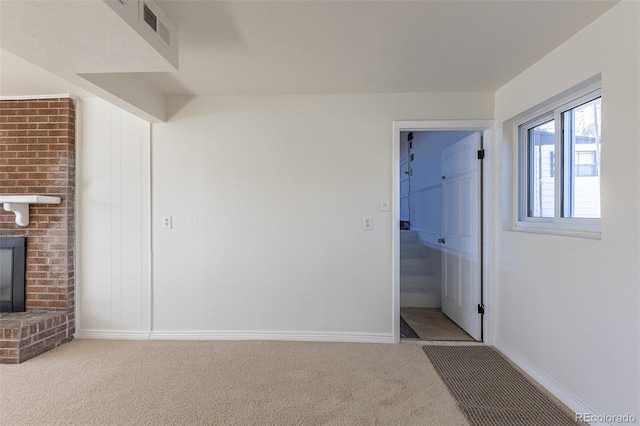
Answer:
[393, 121, 492, 343]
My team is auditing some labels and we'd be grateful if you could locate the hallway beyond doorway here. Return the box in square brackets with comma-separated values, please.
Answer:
[398, 129, 484, 340]
[401, 307, 474, 341]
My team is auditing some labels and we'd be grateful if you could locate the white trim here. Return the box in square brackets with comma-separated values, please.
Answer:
[392, 120, 495, 345]
[512, 222, 601, 240]
[77, 330, 151, 340]
[0, 94, 75, 100]
[149, 330, 394, 344]
[142, 118, 153, 333]
[513, 82, 602, 238]
[493, 338, 605, 424]
[148, 121, 155, 336]
[392, 124, 401, 343]
[401, 340, 485, 347]
[394, 120, 494, 132]
[483, 125, 497, 346]
[77, 329, 393, 343]
[74, 99, 83, 333]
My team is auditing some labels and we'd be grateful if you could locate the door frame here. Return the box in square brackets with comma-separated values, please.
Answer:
[392, 120, 495, 344]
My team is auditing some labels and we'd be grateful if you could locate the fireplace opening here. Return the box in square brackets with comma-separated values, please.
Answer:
[0, 237, 26, 313]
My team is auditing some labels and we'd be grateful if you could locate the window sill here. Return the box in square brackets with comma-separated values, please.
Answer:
[513, 221, 601, 240]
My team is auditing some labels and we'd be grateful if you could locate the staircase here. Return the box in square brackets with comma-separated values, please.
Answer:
[400, 230, 441, 308]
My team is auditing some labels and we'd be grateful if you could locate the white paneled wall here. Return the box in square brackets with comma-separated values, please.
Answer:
[77, 97, 151, 337]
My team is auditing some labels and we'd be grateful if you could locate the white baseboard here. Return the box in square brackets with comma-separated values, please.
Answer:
[76, 329, 393, 344]
[149, 330, 394, 344]
[77, 329, 151, 340]
[493, 338, 605, 424]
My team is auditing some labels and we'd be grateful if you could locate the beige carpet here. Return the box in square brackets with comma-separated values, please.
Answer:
[401, 308, 475, 341]
[0, 339, 469, 426]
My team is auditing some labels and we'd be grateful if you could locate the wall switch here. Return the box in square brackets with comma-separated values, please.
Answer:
[362, 216, 373, 231]
[163, 216, 172, 229]
[379, 197, 390, 212]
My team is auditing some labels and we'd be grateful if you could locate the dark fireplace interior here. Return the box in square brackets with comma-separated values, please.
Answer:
[0, 237, 26, 313]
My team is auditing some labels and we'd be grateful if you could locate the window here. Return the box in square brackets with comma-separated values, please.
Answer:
[517, 86, 601, 236]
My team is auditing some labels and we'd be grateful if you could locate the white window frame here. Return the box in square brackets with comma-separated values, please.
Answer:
[515, 84, 601, 239]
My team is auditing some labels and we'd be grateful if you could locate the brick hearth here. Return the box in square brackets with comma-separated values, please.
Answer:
[0, 98, 76, 363]
[0, 312, 73, 363]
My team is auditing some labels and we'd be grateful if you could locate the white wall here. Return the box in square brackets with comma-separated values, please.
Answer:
[151, 93, 493, 340]
[493, 2, 639, 419]
[77, 98, 151, 336]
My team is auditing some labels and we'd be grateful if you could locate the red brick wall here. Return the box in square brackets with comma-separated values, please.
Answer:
[0, 98, 75, 319]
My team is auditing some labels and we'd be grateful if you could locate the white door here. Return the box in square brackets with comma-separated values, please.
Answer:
[440, 132, 482, 340]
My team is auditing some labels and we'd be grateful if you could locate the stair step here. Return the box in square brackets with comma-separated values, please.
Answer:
[400, 230, 419, 243]
[400, 258, 433, 275]
[400, 275, 440, 291]
[400, 244, 430, 258]
[400, 292, 441, 308]
[400, 230, 441, 308]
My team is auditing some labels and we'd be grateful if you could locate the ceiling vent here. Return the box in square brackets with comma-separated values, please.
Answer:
[104, 0, 178, 70]
[142, 2, 171, 47]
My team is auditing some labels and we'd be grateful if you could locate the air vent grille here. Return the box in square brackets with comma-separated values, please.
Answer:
[143, 3, 157, 32]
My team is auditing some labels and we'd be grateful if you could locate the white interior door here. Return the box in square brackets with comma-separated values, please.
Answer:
[440, 132, 482, 340]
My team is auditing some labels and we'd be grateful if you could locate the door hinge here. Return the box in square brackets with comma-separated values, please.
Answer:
[409, 141, 413, 149]
[410, 153, 414, 161]
[408, 132, 414, 141]
[477, 149, 485, 160]
[477, 304, 485, 315]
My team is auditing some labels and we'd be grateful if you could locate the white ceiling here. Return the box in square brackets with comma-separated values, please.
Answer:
[141, 0, 618, 95]
[0, 0, 618, 119]
[0, 49, 92, 99]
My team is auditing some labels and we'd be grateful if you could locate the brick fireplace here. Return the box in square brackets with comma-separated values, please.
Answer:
[0, 98, 76, 363]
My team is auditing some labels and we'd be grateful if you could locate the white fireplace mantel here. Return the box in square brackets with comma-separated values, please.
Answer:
[0, 195, 62, 226]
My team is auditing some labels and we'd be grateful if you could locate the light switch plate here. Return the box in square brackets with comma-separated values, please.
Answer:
[163, 216, 172, 229]
[379, 197, 390, 212]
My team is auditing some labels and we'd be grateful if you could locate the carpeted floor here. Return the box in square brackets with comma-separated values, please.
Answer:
[401, 308, 475, 341]
[0, 339, 469, 426]
[422, 346, 577, 426]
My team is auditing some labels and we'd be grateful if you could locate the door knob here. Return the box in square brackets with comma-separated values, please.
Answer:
[437, 238, 445, 244]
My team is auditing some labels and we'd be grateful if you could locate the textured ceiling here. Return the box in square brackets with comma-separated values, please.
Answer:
[138, 0, 618, 95]
[0, 49, 92, 98]
[0, 1, 176, 74]
[0, 0, 619, 119]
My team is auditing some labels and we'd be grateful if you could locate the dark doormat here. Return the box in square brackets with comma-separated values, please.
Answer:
[400, 316, 419, 339]
[422, 346, 577, 426]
